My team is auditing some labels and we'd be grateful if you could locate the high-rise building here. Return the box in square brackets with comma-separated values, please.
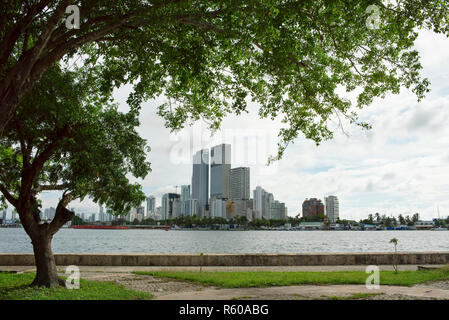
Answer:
[182, 199, 199, 216]
[210, 144, 231, 199]
[191, 149, 209, 216]
[270, 201, 287, 220]
[45, 207, 56, 221]
[106, 208, 114, 222]
[210, 198, 227, 218]
[99, 205, 105, 222]
[229, 167, 250, 200]
[155, 206, 162, 220]
[325, 195, 339, 223]
[161, 193, 181, 220]
[253, 186, 273, 219]
[181, 185, 190, 202]
[146, 196, 156, 217]
[227, 199, 253, 219]
[2, 210, 6, 224]
[302, 198, 325, 218]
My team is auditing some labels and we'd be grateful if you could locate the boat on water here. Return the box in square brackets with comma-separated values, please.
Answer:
[72, 225, 129, 230]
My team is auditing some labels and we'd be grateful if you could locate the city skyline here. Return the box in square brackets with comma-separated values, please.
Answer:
[9, 30, 449, 221]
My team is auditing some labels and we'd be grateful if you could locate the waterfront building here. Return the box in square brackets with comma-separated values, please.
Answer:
[270, 201, 287, 220]
[136, 206, 145, 221]
[227, 199, 253, 219]
[99, 205, 105, 222]
[191, 149, 209, 216]
[161, 193, 181, 220]
[155, 206, 162, 220]
[297, 222, 323, 230]
[172, 199, 182, 218]
[106, 208, 114, 222]
[325, 195, 339, 223]
[146, 196, 156, 217]
[44, 207, 56, 221]
[253, 186, 274, 219]
[414, 220, 435, 230]
[229, 167, 250, 200]
[210, 143, 231, 199]
[210, 198, 227, 218]
[181, 185, 190, 202]
[302, 198, 325, 218]
[181, 199, 199, 216]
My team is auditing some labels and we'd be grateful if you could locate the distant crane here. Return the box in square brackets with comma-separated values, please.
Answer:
[174, 185, 179, 195]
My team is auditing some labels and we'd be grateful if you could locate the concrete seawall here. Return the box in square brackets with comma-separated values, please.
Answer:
[1, 252, 449, 266]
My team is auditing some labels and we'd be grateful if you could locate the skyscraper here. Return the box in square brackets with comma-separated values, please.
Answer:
[270, 201, 287, 220]
[253, 186, 273, 219]
[99, 205, 105, 222]
[181, 199, 199, 216]
[1, 210, 6, 224]
[210, 143, 231, 199]
[181, 185, 190, 202]
[161, 193, 181, 220]
[48, 207, 56, 221]
[146, 196, 156, 217]
[191, 149, 209, 216]
[325, 195, 339, 223]
[229, 167, 250, 200]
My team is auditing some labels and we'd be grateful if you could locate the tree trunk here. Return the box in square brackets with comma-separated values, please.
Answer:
[30, 233, 64, 287]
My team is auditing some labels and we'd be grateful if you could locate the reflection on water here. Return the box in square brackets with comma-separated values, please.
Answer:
[0, 228, 448, 253]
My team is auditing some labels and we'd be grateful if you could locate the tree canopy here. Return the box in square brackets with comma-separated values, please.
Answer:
[1, 0, 448, 159]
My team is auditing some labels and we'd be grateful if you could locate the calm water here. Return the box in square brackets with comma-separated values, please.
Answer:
[0, 228, 448, 253]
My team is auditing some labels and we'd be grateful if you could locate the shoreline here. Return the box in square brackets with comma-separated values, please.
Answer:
[1, 252, 449, 267]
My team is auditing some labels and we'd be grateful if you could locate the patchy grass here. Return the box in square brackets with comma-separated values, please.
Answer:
[329, 293, 384, 300]
[134, 268, 449, 288]
[0, 272, 152, 300]
[231, 295, 254, 300]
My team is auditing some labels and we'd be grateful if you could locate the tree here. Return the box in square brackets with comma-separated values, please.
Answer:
[0, 65, 150, 287]
[71, 215, 85, 226]
[389, 237, 399, 273]
[374, 212, 380, 223]
[412, 213, 420, 222]
[1, 1, 449, 158]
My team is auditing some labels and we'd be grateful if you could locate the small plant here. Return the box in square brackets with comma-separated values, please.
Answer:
[199, 253, 204, 273]
[390, 238, 399, 273]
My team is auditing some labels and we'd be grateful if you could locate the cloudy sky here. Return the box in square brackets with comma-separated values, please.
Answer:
[15, 28, 449, 222]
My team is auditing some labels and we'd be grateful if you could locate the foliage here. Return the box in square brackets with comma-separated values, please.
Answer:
[1, 1, 449, 159]
[0, 64, 151, 216]
[71, 215, 86, 226]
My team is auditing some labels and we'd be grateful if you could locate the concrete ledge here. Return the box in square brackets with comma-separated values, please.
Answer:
[1, 252, 449, 266]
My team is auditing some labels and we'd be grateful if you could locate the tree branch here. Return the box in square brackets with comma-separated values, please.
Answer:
[48, 192, 74, 235]
[0, 184, 18, 207]
[35, 184, 69, 193]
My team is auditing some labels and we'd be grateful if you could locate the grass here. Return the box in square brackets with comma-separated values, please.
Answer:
[0, 272, 152, 300]
[134, 268, 449, 288]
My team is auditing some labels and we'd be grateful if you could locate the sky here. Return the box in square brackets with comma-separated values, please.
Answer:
[6, 29, 449, 222]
